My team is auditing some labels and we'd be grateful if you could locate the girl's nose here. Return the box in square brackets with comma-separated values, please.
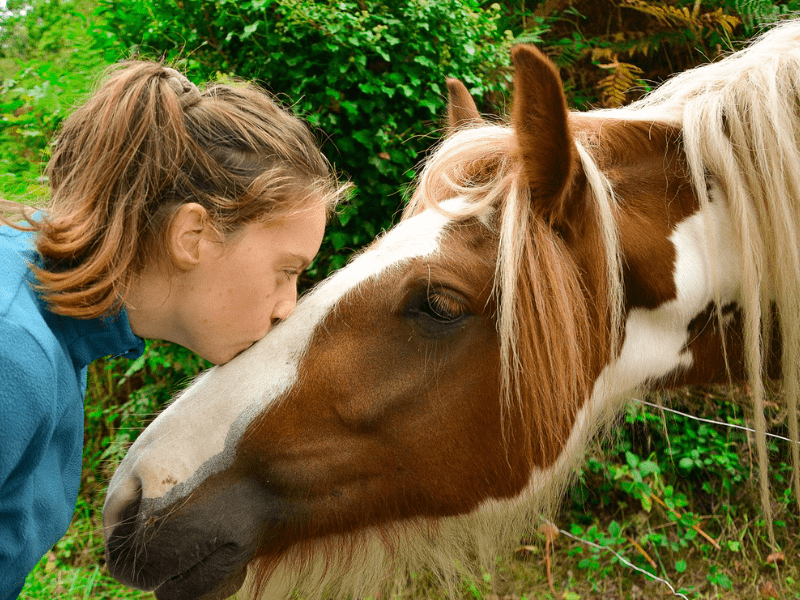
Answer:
[271, 296, 297, 323]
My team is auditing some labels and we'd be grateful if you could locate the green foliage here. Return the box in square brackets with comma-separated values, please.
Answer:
[573, 392, 752, 509]
[83, 341, 212, 479]
[495, 0, 800, 108]
[0, 0, 109, 199]
[95, 0, 513, 277]
[564, 388, 799, 598]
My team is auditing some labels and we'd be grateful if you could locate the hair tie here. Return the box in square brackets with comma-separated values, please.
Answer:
[163, 67, 201, 109]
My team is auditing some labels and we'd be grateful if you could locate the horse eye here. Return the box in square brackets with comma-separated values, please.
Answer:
[422, 292, 467, 323]
[404, 289, 471, 334]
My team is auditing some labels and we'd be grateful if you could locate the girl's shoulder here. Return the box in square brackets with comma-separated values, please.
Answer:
[0, 222, 35, 248]
[0, 225, 38, 314]
[0, 225, 60, 370]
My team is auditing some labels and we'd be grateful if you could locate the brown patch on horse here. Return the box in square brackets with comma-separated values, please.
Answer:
[661, 303, 782, 388]
[571, 116, 699, 310]
[446, 78, 483, 130]
[663, 303, 745, 387]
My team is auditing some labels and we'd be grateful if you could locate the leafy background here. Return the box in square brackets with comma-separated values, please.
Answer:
[1, 0, 799, 598]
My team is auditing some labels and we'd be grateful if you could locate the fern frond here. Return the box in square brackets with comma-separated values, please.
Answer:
[593, 51, 645, 108]
[624, 0, 741, 38]
[701, 8, 741, 35]
[734, 0, 781, 34]
[624, 0, 699, 30]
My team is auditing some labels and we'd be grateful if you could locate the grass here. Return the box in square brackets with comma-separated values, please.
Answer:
[18, 384, 799, 600]
[20, 562, 151, 600]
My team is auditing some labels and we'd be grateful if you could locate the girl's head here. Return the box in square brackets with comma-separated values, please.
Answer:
[33, 60, 345, 322]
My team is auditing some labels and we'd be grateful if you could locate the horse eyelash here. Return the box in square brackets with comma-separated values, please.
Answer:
[428, 291, 468, 317]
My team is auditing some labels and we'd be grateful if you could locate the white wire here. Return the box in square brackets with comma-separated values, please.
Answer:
[547, 396, 797, 596]
[554, 524, 691, 600]
[632, 397, 800, 445]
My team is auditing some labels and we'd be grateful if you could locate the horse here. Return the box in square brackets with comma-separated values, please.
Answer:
[102, 21, 800, 600]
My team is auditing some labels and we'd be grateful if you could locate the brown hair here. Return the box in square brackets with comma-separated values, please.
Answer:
[6, 60, 345, 319]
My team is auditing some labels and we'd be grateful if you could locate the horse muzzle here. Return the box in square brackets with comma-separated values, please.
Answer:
[103, 474, 283, 599]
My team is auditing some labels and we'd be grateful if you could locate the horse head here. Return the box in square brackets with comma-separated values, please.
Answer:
[103, 30, 800, 598]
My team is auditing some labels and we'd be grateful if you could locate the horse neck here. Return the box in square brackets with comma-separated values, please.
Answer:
[575, 118, 745, 409]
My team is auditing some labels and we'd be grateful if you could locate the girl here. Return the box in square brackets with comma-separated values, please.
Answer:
[0, 61, 345, 598]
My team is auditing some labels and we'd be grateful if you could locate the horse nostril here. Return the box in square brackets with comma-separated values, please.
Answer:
[104, 481, 148, 586]
[119, 486, 142, 527]
[103, 477, 143, 542]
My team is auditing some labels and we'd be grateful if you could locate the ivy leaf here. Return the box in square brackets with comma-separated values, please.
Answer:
[241, 22, 259, 40]
[638, 460, 661, 477]
[608, 520, 621, 538]
[330, 231, 350, 251]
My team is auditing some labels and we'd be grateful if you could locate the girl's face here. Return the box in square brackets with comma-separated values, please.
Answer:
[175, 204, 327, 364]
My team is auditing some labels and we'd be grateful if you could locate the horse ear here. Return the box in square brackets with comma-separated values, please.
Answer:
[511, 45, 577, 226]
[446, 77, 483, 130]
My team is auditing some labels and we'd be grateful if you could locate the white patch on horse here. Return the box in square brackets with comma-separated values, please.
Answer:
[104, 200, 468, 523]
[599, 191, 740, 398]
[505, 187, 740, 505]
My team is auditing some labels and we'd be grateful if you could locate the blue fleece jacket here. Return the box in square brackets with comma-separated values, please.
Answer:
[0, 225, 144, 599]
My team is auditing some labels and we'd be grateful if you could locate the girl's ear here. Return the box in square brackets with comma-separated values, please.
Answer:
[168, 203, 212, 270]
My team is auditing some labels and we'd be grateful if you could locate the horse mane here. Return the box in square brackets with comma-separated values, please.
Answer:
[614, 20, 800, 539]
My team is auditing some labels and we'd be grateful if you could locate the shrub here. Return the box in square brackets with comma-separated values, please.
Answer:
[96, 0, 514, 279]
[494, 0, 800, 109]
[0, 0, 108, 199]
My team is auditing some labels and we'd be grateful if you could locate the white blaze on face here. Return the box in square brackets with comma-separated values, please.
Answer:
[104, 202, 465, 520]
